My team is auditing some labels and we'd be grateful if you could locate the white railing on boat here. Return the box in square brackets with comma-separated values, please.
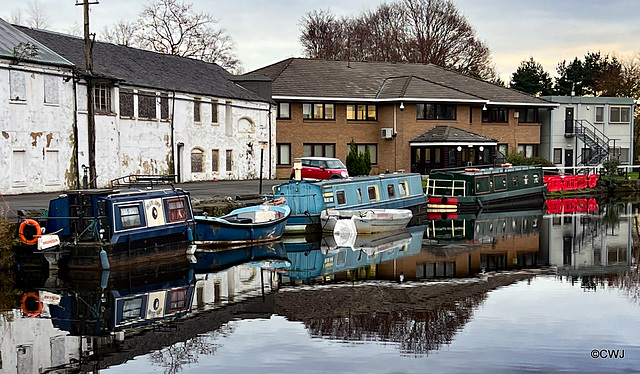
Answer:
[425, 178, 466, 197]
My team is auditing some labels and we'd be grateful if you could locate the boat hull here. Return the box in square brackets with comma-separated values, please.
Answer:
[320, 209, 413, 233]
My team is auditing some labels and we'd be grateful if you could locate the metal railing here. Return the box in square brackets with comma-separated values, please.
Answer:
[425, 178, 466, 197]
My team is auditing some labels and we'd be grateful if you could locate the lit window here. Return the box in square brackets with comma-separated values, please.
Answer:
[302, 103, 334, 120]
[346, 104, 377, 121]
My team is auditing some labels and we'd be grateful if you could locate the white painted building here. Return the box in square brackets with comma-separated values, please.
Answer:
[539, 96, 635, 169]
[1, 19, 275, 195]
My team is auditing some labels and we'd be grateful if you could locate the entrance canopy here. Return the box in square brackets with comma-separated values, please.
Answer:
[409, 126, 499, 174]
[410, 126, 498, 147]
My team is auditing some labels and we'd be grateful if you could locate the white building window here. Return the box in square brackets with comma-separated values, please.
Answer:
[45, 149, 60, 185]
[93, 84, 112, 113]
[12, 150, 26, 186]
[595, 106, 604, 123]
[9, 70, 26, 101]
[191, 148, 204, 173]
[610, 106, 630, 123]
[225, 150, 233, 172]
[44, 76, 59, 104]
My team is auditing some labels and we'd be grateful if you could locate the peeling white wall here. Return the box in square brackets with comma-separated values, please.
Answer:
[0, 63, 76, 194]
[0, 309, 82, 373]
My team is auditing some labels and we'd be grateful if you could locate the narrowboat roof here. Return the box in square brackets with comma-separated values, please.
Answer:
[429, 165, 542, 178]
[304, 173, 422, 187]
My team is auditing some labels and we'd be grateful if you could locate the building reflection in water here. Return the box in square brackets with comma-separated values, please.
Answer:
[0, 242, 288, 373]
[542, 201, 634, 276]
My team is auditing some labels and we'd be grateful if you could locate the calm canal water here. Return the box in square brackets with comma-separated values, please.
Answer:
[2, 199, 640, 373]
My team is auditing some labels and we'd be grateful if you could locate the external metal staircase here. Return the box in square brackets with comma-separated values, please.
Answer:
[565, 119, 611, 167]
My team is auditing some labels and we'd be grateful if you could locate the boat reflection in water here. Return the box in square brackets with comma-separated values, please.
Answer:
[281, 226, 425, 283]
[2, 242, 289, 373]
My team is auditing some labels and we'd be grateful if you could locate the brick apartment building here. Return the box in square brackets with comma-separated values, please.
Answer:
[250, 58, 557, 178]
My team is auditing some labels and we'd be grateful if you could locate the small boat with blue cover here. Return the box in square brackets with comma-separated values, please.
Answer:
[193, 204, 291, 247]
[272, 173, 427, 234]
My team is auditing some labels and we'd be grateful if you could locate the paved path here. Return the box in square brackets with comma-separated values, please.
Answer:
[0, 179, 285, 220]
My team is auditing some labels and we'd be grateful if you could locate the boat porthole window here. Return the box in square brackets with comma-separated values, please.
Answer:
[502, 179, 506, 188]
[523, 219, 528, 229]
[502, 222, 506, 231]
[476, 224, 480, 233]
[489, 223, 493, 232]
[512, 220, 517, 229]
[356, 188, 363, 203]
[523, 175, 529, 185]
[336, 190, 346, 205]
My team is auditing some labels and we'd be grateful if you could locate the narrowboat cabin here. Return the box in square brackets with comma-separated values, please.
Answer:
[21, 187, 196, 269]
[272, 173, 427, 234]
[426, 165, 546, 214]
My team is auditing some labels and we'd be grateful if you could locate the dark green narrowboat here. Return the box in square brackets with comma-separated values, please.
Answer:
[426, 164, 546, 214]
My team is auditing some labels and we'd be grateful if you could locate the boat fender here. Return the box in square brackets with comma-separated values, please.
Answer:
[20, 292, 43, 317]
[100, 248, 110, 270]
[186, 226, 194, 242]
[18, 219, 41, 245]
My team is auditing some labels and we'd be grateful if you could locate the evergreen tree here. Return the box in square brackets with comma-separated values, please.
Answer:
[346, 140, 359, 176]
[363, 146, 372, 176]
[510, 57, 552, 96]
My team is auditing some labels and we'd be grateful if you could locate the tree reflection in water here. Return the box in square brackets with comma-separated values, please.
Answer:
[276, 272, 540, 356]
[149, 324, 234, 374]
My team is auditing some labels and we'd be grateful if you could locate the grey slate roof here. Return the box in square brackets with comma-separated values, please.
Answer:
[16, 25, 265, 102]
[0, 18, 72, 67]
[250, 58, 554, 106]
[410, 126, 498, 143]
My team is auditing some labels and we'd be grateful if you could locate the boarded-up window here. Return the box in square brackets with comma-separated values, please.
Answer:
[212, 101, 218, 123]
[45, 150, 60, 185]
[77, 84, 87, 111]
[9, 70, 26, 101]
[212, 149, 219, 172]
[12, 150, 26, 185]
[44, 76, 59, 104]
[138, 91, 156, 119]
[191, 149, 204, 173]
[160, 93, 169, 120]
[119, 88, 134, 117]
[225, 150, 233, 172]
[194, 98, 201, 123]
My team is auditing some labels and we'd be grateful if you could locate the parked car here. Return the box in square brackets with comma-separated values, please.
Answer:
[291, 157, 349, 180]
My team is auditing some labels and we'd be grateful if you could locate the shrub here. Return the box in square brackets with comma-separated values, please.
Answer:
[346, 140, 372, 176]
[506, 152, 553, 167]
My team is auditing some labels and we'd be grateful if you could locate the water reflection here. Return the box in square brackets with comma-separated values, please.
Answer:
[1, 200, 639, 371]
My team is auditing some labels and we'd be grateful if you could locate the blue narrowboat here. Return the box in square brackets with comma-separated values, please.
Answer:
[38, 187, 196, 269]
[272, 173, 427, 234]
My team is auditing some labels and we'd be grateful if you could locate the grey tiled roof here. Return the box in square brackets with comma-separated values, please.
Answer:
[251, 58, 552, 105]
[0, 18, 72, 67]
[16, 25, 265, 102]
[410, 126, 498, 143]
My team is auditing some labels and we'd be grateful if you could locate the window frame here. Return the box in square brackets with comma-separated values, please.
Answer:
[302, 102, 335, 120]
[553, 148, 562, 164]
[416, 103, 457, 120]
[303, 143, 335, 158]
[482, 107, 508, 123]
[595, 106, 604, 123]
[138, 90, 157, 120]
[190, 148, 204, 173]
[194, 97, 201, 123]
[277, 102, 290, 119]
[517, 108, 539, 123]
[277, 143, 291, 165]
[211, 149, 219, 172]
[165, 197, 188, 223]
[346, 104, 377, 121]
[119, 88, 134, 118]
[348, 143, 378, 165]
[610, 106, 631, 124]
[517, 144, 538, 158]
[93, 83, 113, 113]
[225, 149, 233, 172]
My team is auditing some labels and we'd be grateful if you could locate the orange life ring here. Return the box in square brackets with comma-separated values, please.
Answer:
[21, 292, 43, 317]
[19, 219, 41, 245]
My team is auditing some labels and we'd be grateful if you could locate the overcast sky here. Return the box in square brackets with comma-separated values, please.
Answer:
[2, 0, 639, 83]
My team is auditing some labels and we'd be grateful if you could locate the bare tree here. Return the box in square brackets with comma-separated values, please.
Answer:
[100, 20, 138, 46]
[135, 0, 242, 73]
[26, 0, 49, 29]
[8, 8, 23, 25]
[299, 0, 498, 81]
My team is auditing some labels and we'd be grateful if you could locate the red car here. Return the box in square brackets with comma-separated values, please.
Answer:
[291, 157, 349, 180]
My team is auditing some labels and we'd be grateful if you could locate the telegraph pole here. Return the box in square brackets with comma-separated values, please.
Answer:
[76, 0, 99, 188]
